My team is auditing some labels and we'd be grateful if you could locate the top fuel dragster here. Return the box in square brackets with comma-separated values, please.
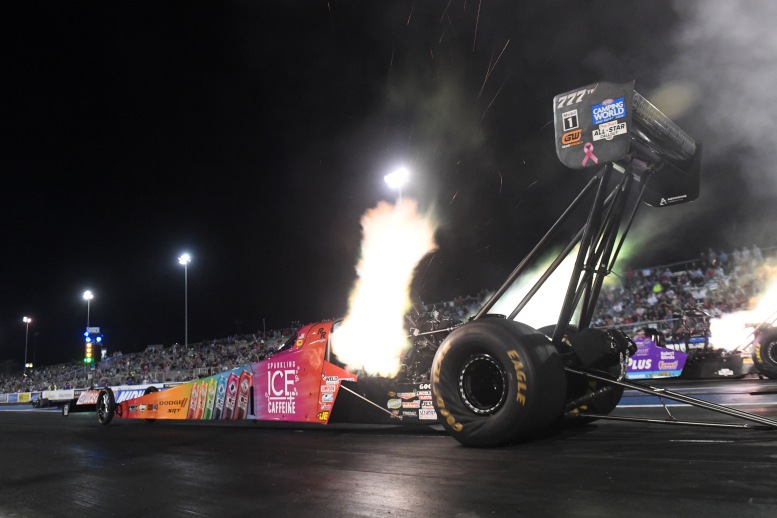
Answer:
[627, 307, 757, 380]
[88, 81, 777, 446]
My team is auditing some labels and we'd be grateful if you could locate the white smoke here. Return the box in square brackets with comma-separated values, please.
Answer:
[662, 1, 777, 195]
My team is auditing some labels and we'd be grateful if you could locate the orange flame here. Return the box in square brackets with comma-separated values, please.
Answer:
[331, 198, 437, 377]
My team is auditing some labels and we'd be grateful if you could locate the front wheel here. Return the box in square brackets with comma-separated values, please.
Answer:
[96, 388, 116, 425]
[431, 319, 567, 447]
[754, 330, 777, 379]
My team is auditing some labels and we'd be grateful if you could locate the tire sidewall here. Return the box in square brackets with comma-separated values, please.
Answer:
[754, 331, 777, 379]
[432, 319, 566, 447]
[97, 388, 115, 425]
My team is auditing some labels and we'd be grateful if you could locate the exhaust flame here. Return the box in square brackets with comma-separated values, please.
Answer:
[709, 268, 777, 351]
[331, 198, 437, 377]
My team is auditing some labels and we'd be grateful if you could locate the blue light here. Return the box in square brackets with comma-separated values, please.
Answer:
[96, 336, 102, 343]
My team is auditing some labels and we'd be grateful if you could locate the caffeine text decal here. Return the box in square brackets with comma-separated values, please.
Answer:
[266, 360, 299, 414]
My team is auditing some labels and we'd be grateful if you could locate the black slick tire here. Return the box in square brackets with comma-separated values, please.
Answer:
[754, 330, 777, 380]
[431, 318, 566, 447]
[96, 388, 115, 425]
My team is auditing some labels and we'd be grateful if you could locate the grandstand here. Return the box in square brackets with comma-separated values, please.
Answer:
[1, 245, 774, 399]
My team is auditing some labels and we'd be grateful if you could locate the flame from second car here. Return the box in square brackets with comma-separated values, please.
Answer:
[709, 263, 777, 351]
[331, 198, 437, 377]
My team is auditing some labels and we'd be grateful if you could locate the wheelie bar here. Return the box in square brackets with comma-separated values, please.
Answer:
[565, 367, 777, 430]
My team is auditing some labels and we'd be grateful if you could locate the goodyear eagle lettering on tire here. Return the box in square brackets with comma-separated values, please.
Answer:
[431, 318, 566, 447]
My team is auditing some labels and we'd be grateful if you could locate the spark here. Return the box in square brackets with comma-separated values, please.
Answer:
[473, 0, 482, 51]
[440, 0, 452, 22]
[498, 169, 503, 193]
[539, 119, 553, 131]
[407, 1, 414, 25]
[450, 190, 459, 204]
[388, 40, 394, 79]
[480, 78, 508, 122]
[477, 39, 511, 100]
[327, 2, 334, 33]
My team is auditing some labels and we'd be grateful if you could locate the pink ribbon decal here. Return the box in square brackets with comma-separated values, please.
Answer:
[582, 142, 598, 166]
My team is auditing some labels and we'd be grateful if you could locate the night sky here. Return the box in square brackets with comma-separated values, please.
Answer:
[4, 1, 777, 367]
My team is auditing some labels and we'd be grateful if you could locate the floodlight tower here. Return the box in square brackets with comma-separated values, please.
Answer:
[179, 253, 191, 347]
[22, 316, 32, 371]
[83, 290, 94, 330]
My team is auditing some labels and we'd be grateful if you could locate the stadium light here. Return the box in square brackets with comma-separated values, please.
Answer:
[179, 253, 191, 347]
[83, 290, 94, 330]
[22, 316, 32, 372]
[384, 166, 410, 201]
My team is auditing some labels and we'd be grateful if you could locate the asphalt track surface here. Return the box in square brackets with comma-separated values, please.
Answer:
[2, 378, 777, 518]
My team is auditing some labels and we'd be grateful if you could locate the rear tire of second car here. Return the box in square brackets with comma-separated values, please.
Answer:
[754, 331, 777, 379]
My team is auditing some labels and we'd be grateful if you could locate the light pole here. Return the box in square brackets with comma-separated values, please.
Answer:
[384, 166, 410, 201]
[83, 290, 94, 330]
[22, 316, 32, 371]
[178, 253, 191, 347]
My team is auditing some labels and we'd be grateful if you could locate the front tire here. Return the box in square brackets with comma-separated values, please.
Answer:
[96, 388, 115, 425]
[754, 330, 777, 379]
[431, 319, 566, 447]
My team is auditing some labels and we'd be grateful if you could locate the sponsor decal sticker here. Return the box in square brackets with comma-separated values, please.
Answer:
[387, 398, 401, 409]
[266, 361, 299, 414]
[582, 142, 598, 166]
[562, 109, 580, 131]
[419, 408, 437, 420]
[592, 121, 627, 141]
[317, 411, 330, 421]
[402, 400, 420, 409]
[320, 384, 336, 393]
[322, 393, 333, 402]
[591, 97, 626, 125]
[561, 129, 583, 147]
[397, 392, 416, 400]
[659, 195, 689, 206]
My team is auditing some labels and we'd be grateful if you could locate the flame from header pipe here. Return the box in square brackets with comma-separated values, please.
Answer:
[331, 198, 437, 377]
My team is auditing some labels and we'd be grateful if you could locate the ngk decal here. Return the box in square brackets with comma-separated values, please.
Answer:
[265, 361, 299, 414]
[320, 384, 336, 393]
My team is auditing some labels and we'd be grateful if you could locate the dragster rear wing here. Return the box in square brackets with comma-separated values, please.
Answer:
[477, 79, 702, 334]
[553, 80, 701, 207]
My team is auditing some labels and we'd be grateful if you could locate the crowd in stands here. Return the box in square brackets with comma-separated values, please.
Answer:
[592, 245, 769, 337]
[0, 334, 286, 395]
[1, 244, 774, 396]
